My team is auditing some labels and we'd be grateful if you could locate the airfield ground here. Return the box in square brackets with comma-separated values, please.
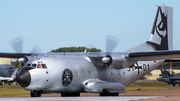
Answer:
[0, 80, 180, 101]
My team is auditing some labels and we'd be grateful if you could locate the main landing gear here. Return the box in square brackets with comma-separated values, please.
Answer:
[30, 91, 42, 97]
[61, 92, 80, 97]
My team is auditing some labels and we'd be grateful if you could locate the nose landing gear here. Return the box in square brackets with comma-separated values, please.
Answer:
[30, 91, 42, 97]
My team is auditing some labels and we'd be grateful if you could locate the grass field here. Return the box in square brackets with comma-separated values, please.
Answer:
[0, 86, 30, 96]
[0, 81, 172, 96]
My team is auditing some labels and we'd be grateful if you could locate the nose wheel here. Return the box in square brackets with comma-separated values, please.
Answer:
[30, 91, 41, 97]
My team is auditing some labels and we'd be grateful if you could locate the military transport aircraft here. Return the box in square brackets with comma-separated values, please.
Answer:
[157, 66, 180, 87]
[0, 5, 179, 97]
[0, 64, 18, 85]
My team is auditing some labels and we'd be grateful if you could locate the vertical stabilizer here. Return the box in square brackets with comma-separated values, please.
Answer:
[148, 5, 173, 50]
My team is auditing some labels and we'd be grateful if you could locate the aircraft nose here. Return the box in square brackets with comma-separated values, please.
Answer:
[16, 67, 34, 87]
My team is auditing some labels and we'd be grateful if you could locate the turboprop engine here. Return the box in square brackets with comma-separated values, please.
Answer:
[18, 57, 27, 64]
[101, 54, 137, 69]
[102, 55, 126, 69]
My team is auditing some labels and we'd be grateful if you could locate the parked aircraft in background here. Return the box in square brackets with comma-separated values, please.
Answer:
[0, 5, 180, 97]
[0, 64, 18, 85]
[157, 66, 180, 86]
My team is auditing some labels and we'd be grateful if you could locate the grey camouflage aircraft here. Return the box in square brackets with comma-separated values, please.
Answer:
[0, 64, 18, 85]
[157, 66, 180, 87]
[0, 5, 180, 97]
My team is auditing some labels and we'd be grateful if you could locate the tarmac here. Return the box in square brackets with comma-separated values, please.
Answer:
[0, 96, 165, 101]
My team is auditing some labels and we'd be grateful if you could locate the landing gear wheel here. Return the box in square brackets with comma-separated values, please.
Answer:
[61, 92, 80, 97]
[30, 91, 41, 97]
[100, 93, 119, 96]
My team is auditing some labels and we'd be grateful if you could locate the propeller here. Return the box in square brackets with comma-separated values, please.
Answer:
[102, 35, 119, 66]
[10, 37, 23, 53]
[106, 35, 119, 53]
[10, 36, 41, 64]
[10, 37, 41, 54]
[87, 35, 120, 66]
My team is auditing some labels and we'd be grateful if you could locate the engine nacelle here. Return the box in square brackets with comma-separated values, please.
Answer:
[18, 57, 27, 64]
[102, 55, 126, 69]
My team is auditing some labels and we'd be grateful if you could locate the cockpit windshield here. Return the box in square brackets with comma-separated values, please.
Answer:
[32, 64, 37, 68]
[27, 64, 31, 67]
[37, 64, 41, 68]
[42, 64, 47, 68]
[25, 61, 48, 69]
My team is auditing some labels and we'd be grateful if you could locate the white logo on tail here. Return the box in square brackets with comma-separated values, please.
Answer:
[149, 6, 168, 45]
[155, 7, 167, 38]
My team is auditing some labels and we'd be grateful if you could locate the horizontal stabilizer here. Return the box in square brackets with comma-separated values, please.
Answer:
[164, 58, 180, 62]
[129, 50, 180, 61]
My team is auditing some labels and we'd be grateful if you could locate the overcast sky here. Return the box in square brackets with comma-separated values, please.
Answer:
[0, 0, 180, 53]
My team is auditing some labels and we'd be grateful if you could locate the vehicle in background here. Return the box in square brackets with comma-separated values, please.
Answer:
[157, 66, 180, 87]
[0, 64, 19, 85]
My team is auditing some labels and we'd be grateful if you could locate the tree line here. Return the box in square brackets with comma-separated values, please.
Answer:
[50, 46, 102, 53]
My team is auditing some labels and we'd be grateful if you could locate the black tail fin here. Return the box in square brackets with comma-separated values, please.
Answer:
[160, 66, 171, 77]
[148, 5, 173, 50]
[127, 5, 173, 52]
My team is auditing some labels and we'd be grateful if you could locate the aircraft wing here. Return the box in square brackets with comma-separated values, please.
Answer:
[169, 77, 180, 80]
[0, 53, 32, 59]
[128, 50, 180, 61]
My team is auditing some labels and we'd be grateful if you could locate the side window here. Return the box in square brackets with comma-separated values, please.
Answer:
[37, 64, 41, 68]
[32, 64, 37, 68]
[42, 64, 47, 69]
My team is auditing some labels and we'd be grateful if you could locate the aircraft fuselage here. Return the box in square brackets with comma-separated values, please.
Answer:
[18, 54, 163, 93]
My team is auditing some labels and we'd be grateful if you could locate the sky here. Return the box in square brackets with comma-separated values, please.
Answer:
[0, 0, 180, 53]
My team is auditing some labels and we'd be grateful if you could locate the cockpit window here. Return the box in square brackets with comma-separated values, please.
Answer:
[42, 64, 47, 69]
[32, 64, 37, 68]
[27, 64, 31, 67]
[30, 61, 48, 69]
[37, 64, 41, 68]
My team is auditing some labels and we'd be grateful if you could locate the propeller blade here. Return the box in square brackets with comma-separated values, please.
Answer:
[10, 37, 23, 53]
[106, 35, 119, 53]
[30, 46, 41, 54]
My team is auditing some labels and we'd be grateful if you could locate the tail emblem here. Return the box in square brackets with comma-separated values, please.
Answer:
[154, 7, 167, 38]
[148, 5, 173, 50]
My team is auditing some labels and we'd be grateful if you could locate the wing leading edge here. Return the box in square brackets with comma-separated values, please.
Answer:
[0, 53, 32, 59]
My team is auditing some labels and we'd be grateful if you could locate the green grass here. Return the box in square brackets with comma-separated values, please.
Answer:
[125, 81, 171, 91]
[129, 82, 170, 87]
[125, 87, 164, 91]
[0, 85, 30, 96]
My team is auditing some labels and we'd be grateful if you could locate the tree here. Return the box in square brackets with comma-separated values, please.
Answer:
[50, 46, 102, 53]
